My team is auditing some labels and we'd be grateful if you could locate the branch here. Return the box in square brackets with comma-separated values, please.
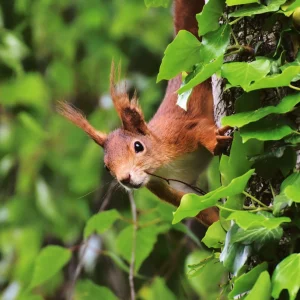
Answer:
[128, 191, 137, 300]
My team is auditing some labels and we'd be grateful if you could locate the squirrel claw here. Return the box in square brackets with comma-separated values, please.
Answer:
[216, 125, 232, 136]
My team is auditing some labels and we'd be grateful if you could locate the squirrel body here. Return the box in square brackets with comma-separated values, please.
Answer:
[58, 0, 231, 226]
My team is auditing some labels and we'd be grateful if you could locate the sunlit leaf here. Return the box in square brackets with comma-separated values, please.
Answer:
[144, 0, 170, 8]
[140, 277, 176, 300]
[229, 0, 286, 17]
[84, 209, 121, 239]
[245, 271, 271, 300]
[226, 0, 258, 6]
[229, 262, 268, 299]
[29, 246, 71, 289]
[197, 0, 225, 36]
[74, 279, 118, 300]
[271, 253, 300, 300]
[202, 220, 226, 248]
[172, 169, 254, 224]
[222, 93, 300, 127]
[227, 211, 291, 230]
[157, 30, 201, 82]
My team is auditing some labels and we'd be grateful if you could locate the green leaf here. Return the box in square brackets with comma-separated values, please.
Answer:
[116, 225, 160, 272]
[178, 24, 231, 93]
[246, 66, 300, 92]
[197, 0, 225, 36]
[157, 30, 201, 82]
[141, 277, 177, 300]
[202, 220, 226, 248]
[283, 0, 300, 12]
[176, 84, 192, 111]
[226, 0, 259, 6]
[84, 209, 121, 239]
[285, 185, 300, 202]
[29, 246, 71, 289]
[240, 117, 294, 142]
[227, 211, 291, 230]
[229, 0, 286, 17]
[222, 93, 300, 127]
[245, 271, 271, 300]
[231, 226, 283, 247]
[229, 262, 268, 299]
[74, 279, 118, 300]
[172, 223, 201, 246]
[172, 169, 254, 224]
[280, 51, 300, 82]
[220, 224, 252, 275]
[221, 60, 271, 90]
[144, 0, 170, 8]
[271, 253, 300, 300]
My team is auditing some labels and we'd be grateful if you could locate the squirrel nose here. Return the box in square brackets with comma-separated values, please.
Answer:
[120, 174, 131, 185]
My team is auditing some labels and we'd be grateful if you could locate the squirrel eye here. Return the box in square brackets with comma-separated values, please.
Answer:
[134, 141, 144, 153]
[104, 164, 110, 172]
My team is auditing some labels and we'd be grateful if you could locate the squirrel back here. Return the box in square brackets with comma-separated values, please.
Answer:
[58, 0, 227, 226]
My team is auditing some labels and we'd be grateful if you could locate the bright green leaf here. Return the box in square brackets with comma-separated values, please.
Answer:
[245, 271, 271, 300]
[202, 220, 226, 248]
[240, 117, 294, 142]
[141, 277, 177, 300]
[222, 93, 300, 127]
[229, 0, 286, 17]
[227, 211, 291, 230]
[229, 262, 268, 299]
[74, 279, 118, 300]
[285, 185, 300, 203]
[197, 0, 225, 36]
[172, 169, 254, 224]
[29, 246, 71, 289]
[178, 24, 231, 93]
[226, 0, 258, 6]
[272, 253, 300, 300]
[157, 30, 201, 82]
[221, 60, 271, 90]
[84, 209, 121, 239]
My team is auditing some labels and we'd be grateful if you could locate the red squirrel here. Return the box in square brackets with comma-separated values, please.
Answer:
[58, 0, 231, 226]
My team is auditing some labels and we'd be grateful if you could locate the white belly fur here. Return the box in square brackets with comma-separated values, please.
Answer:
[154, 146, 212, 193]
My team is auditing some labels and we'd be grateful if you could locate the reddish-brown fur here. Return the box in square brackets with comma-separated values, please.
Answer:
[57, 0, 231, 226]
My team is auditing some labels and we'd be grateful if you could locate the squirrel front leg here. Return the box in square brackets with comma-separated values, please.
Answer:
[146, 179, 219, 227]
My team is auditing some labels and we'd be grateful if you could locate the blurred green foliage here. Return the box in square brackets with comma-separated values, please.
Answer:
[0, 0, 224, 299]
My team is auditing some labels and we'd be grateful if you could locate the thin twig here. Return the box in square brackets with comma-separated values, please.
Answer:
[66, 180, 118, 300]
[128, 191, 137, 300]
[243, 191, 269, 208]
[145, 171, 206, 195]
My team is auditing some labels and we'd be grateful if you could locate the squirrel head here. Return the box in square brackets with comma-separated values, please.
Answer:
[57, 62, 162, 189]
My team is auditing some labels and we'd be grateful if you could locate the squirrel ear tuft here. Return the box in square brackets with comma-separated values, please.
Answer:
[57, 101, 107, 147]
[110, 61, 150, 135]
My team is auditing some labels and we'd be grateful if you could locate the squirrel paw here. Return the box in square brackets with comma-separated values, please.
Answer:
[214, 126, 232, 155]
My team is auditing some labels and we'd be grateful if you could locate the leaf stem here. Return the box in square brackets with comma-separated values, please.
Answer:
[229, 17, 243, 26]
[216, 205, 239, 212]
[289, 84, 300, 91]
[243, 191, 269, 208]
[230, 27, 239, 46]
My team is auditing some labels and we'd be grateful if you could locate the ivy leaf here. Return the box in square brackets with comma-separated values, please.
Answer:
[271, 253, 300, 300]
[202, 220, 226, 248]
[29, 246, 71, 289]
[74, 280, 118, 300]
[220, 224, 252, 275]
[172, 169, 254, 224]
[157, 30, 201, 82]
[229, 0, 286, 17]
[229, 262, 268, 299]
[221, 60, 271, 91]
[245, 271, 271, 300]
[240, 117, 294, 142]
[116, 225, 163, 272]
[197, 0, 225, 36]
[226, 0, 258, 6]
[227, 211, 291, 230]
[274, 172, 300, 214]
[231, 226, 283, 248]
[280, 51, 300, 82]
[84, 209, 121, 239]
[178, 24, 231, 93]
[246, 66, 300, 92]
[222, 93, 300, 127]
